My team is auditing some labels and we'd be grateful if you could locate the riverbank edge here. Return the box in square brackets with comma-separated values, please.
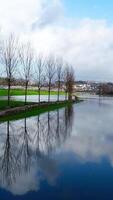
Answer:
[0, 99, 81, 122]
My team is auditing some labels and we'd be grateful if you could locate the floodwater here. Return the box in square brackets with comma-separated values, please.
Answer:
[0, 95, 65, 102]
[0, 97, 113, 199]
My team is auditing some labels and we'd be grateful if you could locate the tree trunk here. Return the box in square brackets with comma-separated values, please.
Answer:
[25, 81, 28, 105]
[38, 87, 40, 104]
[38, 77, 41, 104]
[68, 93, 72, 102]
[48, 82, 51, 102]
[65, 91, 67, 101]
[8, 78, 11, 107]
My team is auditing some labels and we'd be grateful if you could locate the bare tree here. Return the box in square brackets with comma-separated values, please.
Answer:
[1, 34, 19, 106]
[63, 64, 75, 101]
[63, 65, 68, 100]
[45, 56, 56, 102]
[56, 57, 63, 102]
[35, 54, 45, 104]
[67, 66, 75, 101]
[19, 43, 34, 105]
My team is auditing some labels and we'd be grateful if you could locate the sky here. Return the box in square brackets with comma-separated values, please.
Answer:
[0, 0, 113, 81]
[63, 0, 113, 22]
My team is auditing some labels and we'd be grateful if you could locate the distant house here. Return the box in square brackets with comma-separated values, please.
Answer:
[73, 81, 98, 92]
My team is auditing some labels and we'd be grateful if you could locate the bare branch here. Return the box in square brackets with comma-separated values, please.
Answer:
[19, 42, 34, 104]
[0, 34, 19, 106]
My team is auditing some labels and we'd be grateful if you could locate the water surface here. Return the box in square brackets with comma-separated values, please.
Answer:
[0, 98, 113, 199]
[0, 95, 65, 102]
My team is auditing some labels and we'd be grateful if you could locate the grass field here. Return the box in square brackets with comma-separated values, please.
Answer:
[0, 100, 75, 122]
[0, 89, 65, 96]
[0, 100, 32, 111]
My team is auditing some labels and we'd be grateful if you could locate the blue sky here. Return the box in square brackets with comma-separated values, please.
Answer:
[63, 0, 113, 22]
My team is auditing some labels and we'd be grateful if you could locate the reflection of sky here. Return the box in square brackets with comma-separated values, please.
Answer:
[63, 99, 113, 165]
[14, 95, 65, 102]
[5, 157, 58, 196]
[0, 108, 68, 195]
[0, 98, 113, 197]
[0, 95, 65, 102]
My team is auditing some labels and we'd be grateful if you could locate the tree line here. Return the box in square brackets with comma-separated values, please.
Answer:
[0, 34, 75, 106]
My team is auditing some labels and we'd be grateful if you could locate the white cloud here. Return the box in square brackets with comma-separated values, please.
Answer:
[32, 0, 63, 29]
[0, 0, 113, 81]
[29, 19, 113, 81]
[0, 0, 62, 33]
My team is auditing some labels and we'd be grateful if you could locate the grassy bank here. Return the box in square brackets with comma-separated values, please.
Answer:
[0, 88, 65, 96]
[0, 101, 76, 123]
[0, 100, 32, 111]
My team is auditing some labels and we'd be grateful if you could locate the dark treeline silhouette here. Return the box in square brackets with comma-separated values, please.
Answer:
[98, 83, 113, 96]
[0, 34, 75, 106]
[0, 106, 73, 188]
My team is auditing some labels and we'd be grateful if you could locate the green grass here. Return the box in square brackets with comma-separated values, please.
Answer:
[0, 88, 65, 96]
[0, 101, 75, 123]
[0, 100, 32, 111]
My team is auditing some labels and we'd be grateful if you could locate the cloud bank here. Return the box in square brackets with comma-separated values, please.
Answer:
[0, 0, 113, 81]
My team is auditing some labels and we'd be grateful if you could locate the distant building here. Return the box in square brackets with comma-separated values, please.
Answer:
[73, 81, 98, 92]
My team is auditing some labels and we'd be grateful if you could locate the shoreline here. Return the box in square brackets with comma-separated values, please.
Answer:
[0, 100, 80, 122]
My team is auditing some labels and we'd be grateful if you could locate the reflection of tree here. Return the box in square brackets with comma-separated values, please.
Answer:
[34, 106, 74, 155]
[0, 121, 20, 186]
[35, 115, 40, 152]
[17, 118, 32, 172]
[65, 105, 73, 133]
[56, 109, 60, 143]
[47, 111, 52, 154]
[0, 105, 74, 188]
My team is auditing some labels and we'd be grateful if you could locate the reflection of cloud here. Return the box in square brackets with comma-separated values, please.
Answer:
[0, 157, 58, 196]
[38, 156, 58, 186]
[4, 166, 39, 195]
[64, 100, 113, 165]
[0, 108, 70, 195]
[0, 156, 58, 195]
[0, 147, 58, 196]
